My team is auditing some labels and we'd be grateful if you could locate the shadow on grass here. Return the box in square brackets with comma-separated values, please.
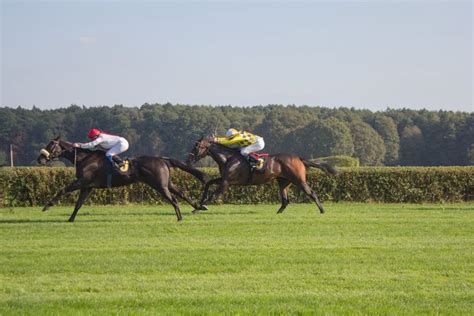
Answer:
[78, 211, 238, 218]
[0, 218, 122, 224]
[402, 206, 470, 211]
[79, 211, 178, 217]
[0, 219, 65, 224]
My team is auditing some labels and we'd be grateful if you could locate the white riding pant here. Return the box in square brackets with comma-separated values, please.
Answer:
[240, 137, 265, 156]
[105, 138, 129, 160]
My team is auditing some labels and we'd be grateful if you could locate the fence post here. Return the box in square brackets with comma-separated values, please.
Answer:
[10, 144, 13, 167]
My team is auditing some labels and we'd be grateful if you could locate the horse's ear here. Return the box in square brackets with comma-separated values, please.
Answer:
[54, 136, 60, 141]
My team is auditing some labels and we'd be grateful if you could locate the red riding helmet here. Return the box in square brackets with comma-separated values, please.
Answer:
[87, 128, 101, 139]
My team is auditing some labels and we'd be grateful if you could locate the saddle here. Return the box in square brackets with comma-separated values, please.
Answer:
[104, 157, 133, 188]
[248, 153, 269, 173]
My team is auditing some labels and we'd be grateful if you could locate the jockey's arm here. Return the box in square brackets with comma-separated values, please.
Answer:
[80, 136, 103, 149]
[215, 135, 244, 146]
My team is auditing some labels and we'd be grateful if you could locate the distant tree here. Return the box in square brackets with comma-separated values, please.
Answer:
[287, 118, 354, 158]
[399, 125, 424, 165]
[367, 115, 400, 165]
[467, 144, 474, 165]
[349, 120, 386, 166]
[0, 150, 7, 165]
[455, 113, 474, 165]
[135, 105, 166, 155]
[255, 106, 317, 153]
[0, 104, 471, 166]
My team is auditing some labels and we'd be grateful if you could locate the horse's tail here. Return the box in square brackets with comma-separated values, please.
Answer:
[301, 158, 338, 175]
[165, 158, 210, 184]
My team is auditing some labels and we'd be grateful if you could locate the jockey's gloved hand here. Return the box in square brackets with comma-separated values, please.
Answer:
[73, 143, 81, 148]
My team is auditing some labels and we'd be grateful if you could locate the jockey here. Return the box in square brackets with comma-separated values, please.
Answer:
[214, 128, 265, 167]
[73, 128, 129, 169]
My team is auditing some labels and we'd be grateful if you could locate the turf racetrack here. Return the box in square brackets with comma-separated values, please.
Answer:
[1, 203, 473, 314]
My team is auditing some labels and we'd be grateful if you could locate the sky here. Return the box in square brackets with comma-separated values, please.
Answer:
[1, 1, 472, 112]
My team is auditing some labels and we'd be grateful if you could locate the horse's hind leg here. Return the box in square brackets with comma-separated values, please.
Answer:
[143, 171, 183, 221]
[159, 187, 183, 221]
[299, 182, 325, 214]
[43, 180, 83, 212]
[277, 178, 291, 214]
[68, 188, 92, 222]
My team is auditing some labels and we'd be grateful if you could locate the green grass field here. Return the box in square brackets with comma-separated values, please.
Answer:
[0, 203, 473, 315]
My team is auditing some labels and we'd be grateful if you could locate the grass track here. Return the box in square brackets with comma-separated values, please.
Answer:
[1, 203, 473, 315]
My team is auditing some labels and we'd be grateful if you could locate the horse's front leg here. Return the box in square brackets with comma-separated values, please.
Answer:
[168, 181, 208, 212]
[205, 179, 229, 204]
[197, 178, 222, 209]
[42, 180, 83, 212]
[68, 187, 92, 222]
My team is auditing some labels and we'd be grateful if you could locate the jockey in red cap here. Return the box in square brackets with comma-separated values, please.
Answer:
[74, 128, 129, 170]
[87, 128, 101, 139]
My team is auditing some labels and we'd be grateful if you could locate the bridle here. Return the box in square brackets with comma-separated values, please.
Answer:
[39, 142, 62, 161]
[39, 141, 77, 167]
[189, 139, 211, 162]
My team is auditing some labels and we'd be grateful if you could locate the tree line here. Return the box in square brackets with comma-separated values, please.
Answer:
[0, 103, 472, 166]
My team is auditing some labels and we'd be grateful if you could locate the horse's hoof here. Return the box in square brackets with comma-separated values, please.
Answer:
[192, 209, 201, 214]
[200, 204, 209, 211]
[42, 206, 49, 212]
[67, 218, 75, 223]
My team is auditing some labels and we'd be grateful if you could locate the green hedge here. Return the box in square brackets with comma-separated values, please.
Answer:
[0, 166, 473, 207]
[314, 156, 360, 167]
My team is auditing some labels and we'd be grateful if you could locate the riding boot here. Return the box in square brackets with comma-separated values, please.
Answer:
[246, 155, 258, 170]
[247, 155, 258, 164]
[112, 156, 124, 168]
[247, 155, 264, 172]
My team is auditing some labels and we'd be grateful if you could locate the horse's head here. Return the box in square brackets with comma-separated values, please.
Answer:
[37, 137, 66, 165]
[187, 135, 213, 164]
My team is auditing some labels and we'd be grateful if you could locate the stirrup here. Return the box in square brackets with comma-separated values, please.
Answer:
[118, 160, 129, 173]
[111, 157, 129, 173]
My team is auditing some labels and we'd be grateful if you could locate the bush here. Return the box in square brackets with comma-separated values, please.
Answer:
[0, 166, 473, 207]
[314, 156, 360, 167]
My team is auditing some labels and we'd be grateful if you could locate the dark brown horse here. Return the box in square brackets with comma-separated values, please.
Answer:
[187, 135, 337, 214]
[37, 138, 209, 222]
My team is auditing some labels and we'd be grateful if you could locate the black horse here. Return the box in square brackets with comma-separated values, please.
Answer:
[37, 138, 209, 222]
[187, 135, 337, 214]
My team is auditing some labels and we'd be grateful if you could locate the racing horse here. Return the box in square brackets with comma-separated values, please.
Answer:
[187, 135, 337, 214]
[37, 137, 209, 222]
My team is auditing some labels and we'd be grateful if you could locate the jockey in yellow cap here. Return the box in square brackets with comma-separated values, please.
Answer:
[214, 128, 265, 168]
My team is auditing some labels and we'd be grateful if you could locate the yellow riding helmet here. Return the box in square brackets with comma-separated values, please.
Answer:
[226, 128, 239, 138]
